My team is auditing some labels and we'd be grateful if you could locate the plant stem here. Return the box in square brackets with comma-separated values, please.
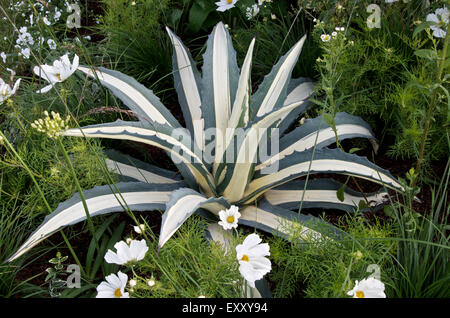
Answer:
[57, 138, 101, 253]
[414, 30, 450, 185]
[0, 131, 85, 275]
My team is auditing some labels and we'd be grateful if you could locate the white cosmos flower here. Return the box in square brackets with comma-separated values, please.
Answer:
[33, 53, 79, 93]
[347, 277, 386, 298]
[104, 239, 149, 265]
[332, 31, 338, 37]
[235, 233, 271, 288]
[426, 7, 449, 38]
[0, 76, 21, 105]
[320, 34, 331, 42]
[96, 271, 130, 298]
[216, 0, 238, 12]
[218, 205, 240, 230]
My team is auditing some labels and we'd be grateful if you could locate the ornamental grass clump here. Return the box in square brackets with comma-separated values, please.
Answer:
[7, 22, 404, 273]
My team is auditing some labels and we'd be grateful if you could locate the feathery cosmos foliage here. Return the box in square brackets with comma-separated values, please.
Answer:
[8, 22, 404, 263]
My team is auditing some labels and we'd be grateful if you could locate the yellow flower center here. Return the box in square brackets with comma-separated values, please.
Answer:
[1, 90, 7, 96]
[227, 0, 233, 4]
[356, 290, 365, 298]
[114, 288, 122, 298]
[227, 216, 235, 223]
[241, 254, 249, 262]
[57, 73, 62, 81]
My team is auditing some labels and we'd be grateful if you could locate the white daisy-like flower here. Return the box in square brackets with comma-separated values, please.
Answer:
[104, 239, 149, 265]
[96, 271, 130, 298]
[0, 76, 21, 105]
[47, 39, 56, 50]
[218, 205, 241, 230]
[332, 31, 338, 37]
[320, 34, 331, 42]
[426, 7, 449, 38]
[235, 233, 271, 288]
[385, 0, 399, 3]
[133, 223, 146, 234]
[33, 53, 79, 93]
[216, 0, 238, 12]
[1, 52, 6, 63]
[347, 277, 386, 298]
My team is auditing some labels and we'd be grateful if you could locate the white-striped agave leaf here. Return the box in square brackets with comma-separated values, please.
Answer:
[264, 179, 389, 212]
[63, 120, 216, 197]
[241, 148, 404, 204]
[166, 27, 204, 151]
[249, 35, 307, 120]
[256, 112, 379, 171]
[218, 101, 307, 202]
[7, 182, 184, 262]
[78, 66, 180, 128]
[158, 188, 230, 249]
[238, 199, 344, 243]
[201, 22, 240, 174]
[104, 149, 181, 184]
[278, 77, 315, 134]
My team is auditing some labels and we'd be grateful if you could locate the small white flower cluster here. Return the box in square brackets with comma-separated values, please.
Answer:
[31, 111, 70, 139]
[245, 0, 274, 20]
[3, 1, 81, 63]
[97, 239, 150, 298]
[321, 26, 345, 42]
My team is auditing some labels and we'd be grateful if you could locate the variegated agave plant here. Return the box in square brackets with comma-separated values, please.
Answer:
[8, 22, 404, 262]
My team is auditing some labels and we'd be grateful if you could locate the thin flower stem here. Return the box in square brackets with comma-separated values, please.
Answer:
[56, 138, 100, 253]
[414, 29, 450, 185]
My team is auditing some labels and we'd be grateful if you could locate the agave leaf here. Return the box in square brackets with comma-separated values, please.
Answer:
[201, 22, 240, 173]
[166, 27, 204, 150]
[256, 112, 379, 171]
[158, 188, 230, 249]
[78, 66, 180, 128]
[241, 148, 404, 204]
[250, 34, 307, 119]
[264, 179, 389, 212]
[227, 37, 256, 132]
[104, 149, 180, 184]
[63, 120, 216, 196]
[239, 199, 343, 242]
[219, 100, 306, 202]
[7, 182, 184, 263]
[278, 78, 315, 134]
